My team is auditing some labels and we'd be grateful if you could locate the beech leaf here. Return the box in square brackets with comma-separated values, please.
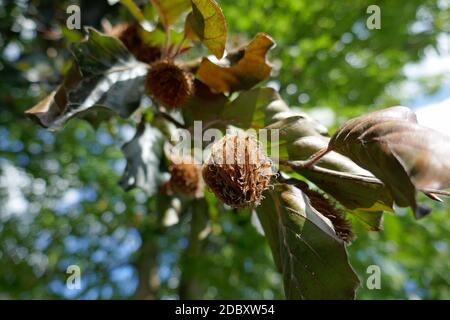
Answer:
[196, 33, 275, 93]
[284, 135, 394, 212]
[223, 87, 288, 128]
[257, 184, 359, 299]
[320, 106, 450, 218]
[120, 123, 166, 195]
[182, 80, 229, 127]
[150, 0, 191, 29]
[221, 87, 326, 131]
[25, 28, 148, 129]
[350, 210, 384, 231]
[185, 0, 227, 59]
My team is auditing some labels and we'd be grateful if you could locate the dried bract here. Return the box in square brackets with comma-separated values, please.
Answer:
[202, 133, 274, 208]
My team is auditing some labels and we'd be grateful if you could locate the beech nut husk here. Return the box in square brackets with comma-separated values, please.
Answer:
[109, 23, 161, 64]
[169, 160, 204, 198]
[300, 186, 354, 243]
[145, 59, 194, 109]
[202, 133, 274, 208]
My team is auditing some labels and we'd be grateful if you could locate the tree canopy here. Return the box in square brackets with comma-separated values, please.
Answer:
[0, 0, 449, 299]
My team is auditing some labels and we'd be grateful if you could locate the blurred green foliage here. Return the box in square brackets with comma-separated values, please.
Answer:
[0, 0, 448, 299]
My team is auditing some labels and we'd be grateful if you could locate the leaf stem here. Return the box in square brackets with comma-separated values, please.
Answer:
[155, 109, 186, 129]
[163, 26, 171, 59]
[301, 147, 331, 168]
[171, 34, 188, 59]
[279, 159, 384, 185]
[421, 188, 450, 197]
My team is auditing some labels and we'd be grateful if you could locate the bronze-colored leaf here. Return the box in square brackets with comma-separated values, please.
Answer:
[285, 135, 394, 212]
[150, 0, 191, 29]
[311, 106, 450, 218]
[196, 33, 275, 93]
[185, 0, 227, 59]
[25, 28, 148, 129]
[223, 87, 290, 128]
[257, 184, 359, 299]
[182, 80, 229, 127]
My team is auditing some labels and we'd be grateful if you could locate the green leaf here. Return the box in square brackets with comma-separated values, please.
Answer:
[324, 106, 450, 218]
[266, 115, 329, 139]
[120, 0, 146, 23]
[120, 123, 166, 196]
[264, 115, 329, 161]
[26, 28, 148, 129]
[183, 86, 289, 130]
[185, 0, 227, 59]
[257, 184, 360, 299]
[222, 87, 328, 132]
[196, 33, 275, 93]
[350, 210, 384, 231]
[140, 27, 187, 48]
[150, 0, 191, 29]
[222, 87, 289, 128]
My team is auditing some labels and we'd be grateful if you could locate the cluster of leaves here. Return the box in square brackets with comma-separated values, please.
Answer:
[21, 0, 450, 300]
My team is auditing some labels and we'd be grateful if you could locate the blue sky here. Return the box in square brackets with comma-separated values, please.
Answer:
[404, 33, 450, 135]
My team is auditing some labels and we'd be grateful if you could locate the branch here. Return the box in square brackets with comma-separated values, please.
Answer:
[155, 109, 187, 129]
[134, 234, 161, 300]
[133, 208, 167, 300]
[179, 200, 208, 299]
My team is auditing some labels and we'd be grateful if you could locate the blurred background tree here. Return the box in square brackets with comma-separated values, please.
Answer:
[0, 0, 449, 299]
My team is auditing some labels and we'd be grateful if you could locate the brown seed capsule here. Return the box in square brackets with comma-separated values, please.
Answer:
[109, 23, 161, 64]
[169, 160, 204, 198]
[113, 23, 140, 50]
[202, 133, 274, 208]
[300, 186, 354, 243]
[145, 59, 194, 109]
[133, 46, 162, 65]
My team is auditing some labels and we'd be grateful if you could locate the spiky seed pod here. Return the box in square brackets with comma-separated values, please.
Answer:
[115, 23, 140, 50]
[202, 133, 274, 208]
[109, 23, 161, 64]
[145, 59, 194, 109]
[133, 46, 162, 65]
[169, 160, 204, 198]
[300, 186, 354, 243]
